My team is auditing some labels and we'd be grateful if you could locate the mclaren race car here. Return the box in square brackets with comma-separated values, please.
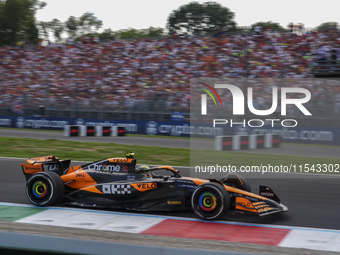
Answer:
[21, 153, 288, 220]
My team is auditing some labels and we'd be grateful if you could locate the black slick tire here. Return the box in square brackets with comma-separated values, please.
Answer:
[191, 182, 230, 220]
[26, 171, 64, 206]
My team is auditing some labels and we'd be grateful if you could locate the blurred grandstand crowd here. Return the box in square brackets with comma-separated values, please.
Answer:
[1, 28, 340, 117]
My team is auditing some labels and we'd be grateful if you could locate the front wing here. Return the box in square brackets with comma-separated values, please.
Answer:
[222, 184, 288, 216]
[234, 196, 288, 216]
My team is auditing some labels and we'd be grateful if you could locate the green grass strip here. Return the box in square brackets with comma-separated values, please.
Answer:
[0, 137, 190, 166]
[0, 137, 339, 175]
[0, 205, 46, 221]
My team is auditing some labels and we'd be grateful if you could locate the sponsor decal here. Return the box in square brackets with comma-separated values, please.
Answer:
[25, 166, 42, 171]
[127, 175, 136, 181]
[235, 126, 250, 136]
[109, 158, 132, 163]
[145, 121, 159, 135]
[236, 197, 255, 209]
[177, 179, 195, 183]
[176, 183, 196, 189]
[22, 164, 43, 174]
[250, 128, 333, 142]
[171, 112, 184, 121]
[260, 192, 274, 197]
[16, 116, 25, 128]
[238, 201, 252, 208]
[76, 173, 85, 178]
[131, 182, 157, 192]
[88, 164, 121, 172]
[16, 117, 68, 129]
[48, 164, 58, 171]
[0, 118, 11, 126]
[257, 207, 272, 213]
[74, 118, 85, 126]
[102, 184, 131, 195]
[167, 201, 182, 205]
[232, 125, 338, 144]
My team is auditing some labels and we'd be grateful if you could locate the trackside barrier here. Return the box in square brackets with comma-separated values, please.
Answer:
[80, 125, 96, 136]
[96, 126, 112, 136]
[65, 125, 126, 137]
[64, 125, 80, 137]
[249, 135, 265, 149]
[215, 134, 280, 151]
[118, 126, 126, 136]
[111, 126, 126, 136]
[96, 126, 126, 137]
[264, 134, 281, 148]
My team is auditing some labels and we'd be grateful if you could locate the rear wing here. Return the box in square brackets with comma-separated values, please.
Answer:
[22, 155, 71, 180]
[27, 155, 59, 164]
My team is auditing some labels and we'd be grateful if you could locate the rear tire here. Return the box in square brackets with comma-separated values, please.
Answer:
[26, 171, 64, 206]
[191, 182, 230, 220]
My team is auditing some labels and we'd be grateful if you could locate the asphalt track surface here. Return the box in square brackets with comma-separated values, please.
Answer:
[1, 128, 340, 157]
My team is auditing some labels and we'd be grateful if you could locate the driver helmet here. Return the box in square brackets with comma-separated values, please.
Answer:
[137, 165, 153, 178]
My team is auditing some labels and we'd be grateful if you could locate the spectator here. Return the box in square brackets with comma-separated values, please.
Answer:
[288, 22, 294, 33]
[331, 47, 338, 64]
[0, 29, 339, 114]
[297, 23, 304, 35]
[254, 24, 262, 35]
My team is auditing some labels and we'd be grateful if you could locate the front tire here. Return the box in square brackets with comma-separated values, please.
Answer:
[26, 171, 64, 206]
[191, 182, 230, 220]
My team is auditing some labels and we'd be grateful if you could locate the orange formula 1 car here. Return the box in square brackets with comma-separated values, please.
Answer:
[21, 153, 288, 220]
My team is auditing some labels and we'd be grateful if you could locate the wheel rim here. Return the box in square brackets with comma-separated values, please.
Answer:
[198, 191, 218, 212]
[26, 176, 53, 205]
[32, 180, 48, 199]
